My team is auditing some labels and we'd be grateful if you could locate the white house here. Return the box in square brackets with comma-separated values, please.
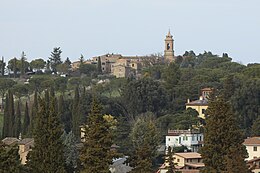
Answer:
[166, 129, 203, 152]
[244, 137, 260, 160]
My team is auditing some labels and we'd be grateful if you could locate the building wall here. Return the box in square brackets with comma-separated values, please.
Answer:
[174, 155, 185, 167]
[245, 145, 260, 160]
[166, 134, 203, 152]
[186, 105, 208, 119]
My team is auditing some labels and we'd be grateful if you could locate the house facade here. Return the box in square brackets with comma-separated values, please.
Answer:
[166, 129, 203, 152]
[244, 137, 260, 160]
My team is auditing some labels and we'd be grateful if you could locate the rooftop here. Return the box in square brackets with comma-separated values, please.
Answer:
[175, 152, 202, 159]
[244, 137, 260, 145]
[2, 137, 19, 145]
[18, 138, 34, 145]
[186, 99, 208, 106]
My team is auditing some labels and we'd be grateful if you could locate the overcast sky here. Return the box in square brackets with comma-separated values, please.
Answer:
[0, 0, 259, 64]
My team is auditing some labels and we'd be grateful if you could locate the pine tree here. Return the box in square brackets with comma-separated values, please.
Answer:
[128, 114, 160, 173]
[49, 47, 62, 74]
[80, 99, 114, 173]
[14, 101, 22, 138]
[200, 96, 249, 173]
[27, 91, 66, 173]
[22, 102, 30, 136]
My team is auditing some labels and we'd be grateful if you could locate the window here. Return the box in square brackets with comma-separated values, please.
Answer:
[132, 64, 135, 67]
[202, 109, 206, 114]
[254, 146, 257, 151]
[177, 159, 180, 162]
[168, 138, 170, 141]
[192, 136, 194, 141]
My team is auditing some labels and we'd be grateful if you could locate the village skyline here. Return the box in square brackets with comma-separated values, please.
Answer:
[1, 0, 260, 64]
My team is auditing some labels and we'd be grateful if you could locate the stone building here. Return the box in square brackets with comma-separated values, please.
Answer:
[164, 30, 175, 62]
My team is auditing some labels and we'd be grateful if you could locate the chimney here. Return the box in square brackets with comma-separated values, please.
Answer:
[187, 98, 190, 103]
[199, 96, 203, 100]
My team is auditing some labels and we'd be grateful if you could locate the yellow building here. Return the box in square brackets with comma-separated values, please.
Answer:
[185, 88, 213, 119]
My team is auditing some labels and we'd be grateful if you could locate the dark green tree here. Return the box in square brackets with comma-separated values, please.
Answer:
[79, 54, 84, 65]
[0, 141, 26, 173]
[97, 56, 102, 74]
[20, 51, 26, 76]
[14, 101, 22, 138]
[200, 96, 249, 173]
[23, 102, 30, 136]
[165, 146, 176, 173]
[251, 116, 260, 136]
[128, 113, 160, 173]
[30, 58, 46, 72]
[27, 92, 66, 173]
[0, 78, 16, 112]
[80, 99, 114, 173]
[49, 47, 62, 74]
[61, 131, 79, 173]
[0, 56, 5, 76]
[72, 86, 81, 141]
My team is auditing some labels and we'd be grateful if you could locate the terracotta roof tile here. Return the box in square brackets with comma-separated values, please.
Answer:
[244, 137, 260, 145]
[174, 152, 202, 159]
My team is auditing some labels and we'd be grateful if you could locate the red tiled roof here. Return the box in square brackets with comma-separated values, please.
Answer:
[175, 152, 202, 159]
[244, 137, 260, 145]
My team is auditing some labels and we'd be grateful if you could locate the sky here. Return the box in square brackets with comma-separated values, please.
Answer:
[0, 0, 259, 65]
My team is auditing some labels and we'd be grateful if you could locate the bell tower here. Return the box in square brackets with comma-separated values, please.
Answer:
[164, 30, 174, 62]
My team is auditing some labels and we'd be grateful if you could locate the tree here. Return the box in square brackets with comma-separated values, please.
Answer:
[165, 146, 177, 173]
[11, 83, 29, 101]
[128, 113, 160, 173]
[80, 99, 115, 173]
[61, 131, 79, 173]
[251, 116, 260, 136]
[79, 54, 84, 65]
[0, 141, 26, 173]
[14, 101, 22, 138]
[97, 56, 102, 74]
[0, 78, 16, 111]
[20, 51, 26, 76]
[23, 102, 30, 136]
[30, 58, 46, 72]
[0, 56, 6, 76]
[79, 64, 97, 76]
[200, 96, 249, 173]
[49, 47, 62, 73]
[8, 57, 18, 78]
[2, 90, 15, 138]
[72, 86, 81, 141]
[27, 91, 66, 173]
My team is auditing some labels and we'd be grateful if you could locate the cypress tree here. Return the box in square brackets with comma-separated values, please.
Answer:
[97, 56, 102, 74]
[14, 101, 22, 138]
[27, 91, 66, 173]
[23, 102, 30, 136]
[9, 90, 15, 137]
[0, 141, 26, 172]
[72, 86, 81, 141]
[28, 91, 38, 136]
[200, 96, 249, 173]
[165, 146, 176, 173]
[2, 93, 9, 138]
[80, 99, 114, 173]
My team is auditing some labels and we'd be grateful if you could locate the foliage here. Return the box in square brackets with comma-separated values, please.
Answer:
[0, 142, 26, 173]
[80, 99, 115, 173]
[200, 96, 248, 173]
[128, 113, 160, 173]
[27, 91, 66, 173]
[49, 47, 63, 73]
[30, 58, 46, 71]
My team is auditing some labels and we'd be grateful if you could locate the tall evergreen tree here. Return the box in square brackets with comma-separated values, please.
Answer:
[72, 86, 81, 141]
[165, 146, 176, 173]
[20, 51, 26, 76]
[28, 91, 38, 135]
[2, 93, 9, 138]
[27, 91, 66, 173]
[0, 56, 5, 76]
[23, 102, 30, 136]
[61, 131, 79, 173]
[97, 56, 102, 74]
[14, 101, 22, 138]
[0, 141, 26, 173]
[49, 47, 62, 74]
[128, 114, 160, 173]
[80, 99, 114, 173]
[200, 96, 249, 173]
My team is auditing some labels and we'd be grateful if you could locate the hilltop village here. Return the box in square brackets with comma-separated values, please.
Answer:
[0, 31, 260, 173]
